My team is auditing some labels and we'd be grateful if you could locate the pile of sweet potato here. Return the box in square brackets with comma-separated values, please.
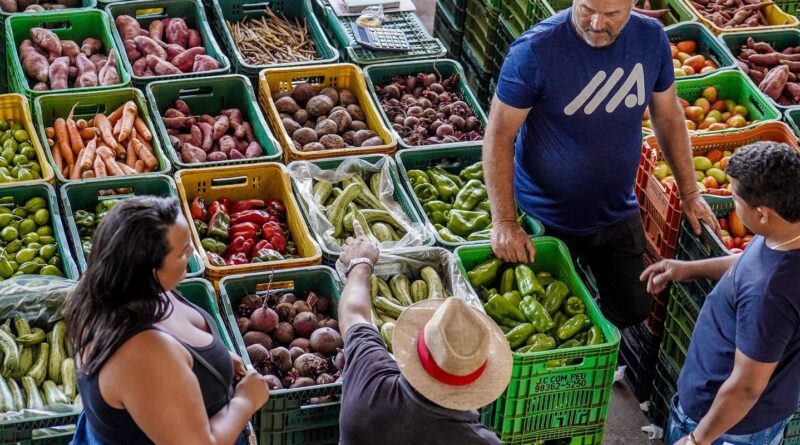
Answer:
[735, 37, 800, 105]
[46, 101, 160, 180]
[115, 15, 220, 77]
[162, 101, 264, 164]
[687, 0, 775, 29]
[0, 0, 80, 12]
[19, 27, 121, 91]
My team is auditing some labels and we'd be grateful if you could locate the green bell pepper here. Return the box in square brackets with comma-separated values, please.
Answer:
[73, 210, 95, 230]
[453, 179, 487, 211]
[518, 333, 557, 353]
[475, 199, 492, 214]
[520, 296, 555, 333]
[466, 228, 492, 241]
[460, 161, 483, 181]
[426, 169, 459, 202]
[556, 314, 592, 340]
[0, 257, 12, 279]
[437, 227, 466, 243]
[484, 294, 527, 324]
[550, 311, 568, 337]
[207, 211, 230, 240]
[251, 248, 284, 263]
[467, 256, 503, 288]
[39, 265, 62, 277]
[542, 281, 570, 315]
[502, 290, 522, 308]
[437, 169, 464, 188]
[558, 339, 583, 350]
[563, 296, 586, 316]
[499, 268, 516, 295]
[536, 271, 556, 286]
[194, 220, 208, 236]
[81, 240, 92, 258]
[201, 238, 227, 255]
[574, 332, 588, 345]
[413, 183, 439, 204]
[446, 209, 490, 236]
[407, 170, 430, 187]
[515, 264, 544, 297]
[505, 323, 534, 349]
[587, 325, 603, 345]
[96, 200, 118, 220]
[423, 201, 452, 226]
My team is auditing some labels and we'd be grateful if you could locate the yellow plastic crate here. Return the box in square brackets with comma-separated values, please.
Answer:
[0, 94, 54, 186]
[174, 163, 322, 287]
[258, 63, 397, 163]
[681, 0, 799, 35]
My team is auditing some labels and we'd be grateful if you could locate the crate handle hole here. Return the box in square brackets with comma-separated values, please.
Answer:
[135, 7, 166, 19]
[544, 357, 585, 369]
[179, 87, 214, 99]
[291, 76, 325, 87]
[41, 21, 72, 31]
[299, 399, 339, 410]
[72, 104, 107, 118]
[242, 2, 272, 13]
[210, 176, 248, 188]
[97, 190, 134, 200]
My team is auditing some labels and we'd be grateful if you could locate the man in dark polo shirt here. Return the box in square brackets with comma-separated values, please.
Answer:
[335, 221, 512, 444]
[641, 142, 800, 445]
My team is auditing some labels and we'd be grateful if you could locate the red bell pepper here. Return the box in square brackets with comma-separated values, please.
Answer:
[252, 239, 274, 257]
[232, 199, 265, 213]
[209, 200, 228, 216]
[231, 209, 276, 226]
[191, 197, 207, 222]
[262, 221, 287, 254]
[230, 222, 260, 240]
[205, 251, 225, 267]
[225, 253, 249, 266]
[266, 199, 286, 218]
[226, 236, 255, 258]
[219, 198, 233, 211]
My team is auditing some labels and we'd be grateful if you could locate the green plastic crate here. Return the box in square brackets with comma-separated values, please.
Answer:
[675, 70, 781, 134]
[33, 87, 171, 183]
[0, 0, 97, 38]
[494, 18, 518, 79]
[177, 278, 236, 352]
[318, 0, 446, 65]
[288, 154, 434, 264]
[433, 3, 464, 60]
[664, 22, 737, 79]
[395, 144, 544, 249]
[362, 59, 488, 150]
[218, 266, 343, 445]
[440, 0, 467, 31]
[106, 0, 231, 88]
[463, 0, 500, 74]
[784, 411, 800, 444]
[455, 237, 620, 443]
[660, 317, 690, 369]
[722, 29, 800, 111]
[5, 10, 130, 104]
[649, 354, 678, 429]
[0, 183, 79, 280]
[786, 108, 800, 136]
[213, 0, 339, 79]
[500, 0, 532, 37]
[462, 48, 492, 107]
[662, 282, 700, 363]
[59, 174, 204, 278]
[145, 74, 283, 169]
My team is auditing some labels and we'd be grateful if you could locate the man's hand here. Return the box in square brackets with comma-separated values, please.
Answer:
[339, 220, 379, 269]
[640, 259, 693, 294]
[683, 192, 720, 236]
[230, 352, 247, 384]
[491, 220, 536, 264]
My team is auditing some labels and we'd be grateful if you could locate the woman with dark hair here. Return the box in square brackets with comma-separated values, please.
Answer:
[66, 196, 268, 445]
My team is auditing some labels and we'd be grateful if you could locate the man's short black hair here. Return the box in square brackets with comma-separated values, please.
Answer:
[726, 141, 800, 223]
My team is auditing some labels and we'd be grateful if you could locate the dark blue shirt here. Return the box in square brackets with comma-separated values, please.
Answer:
[679, 236, 800, 434]
[495, 9, 674, 235]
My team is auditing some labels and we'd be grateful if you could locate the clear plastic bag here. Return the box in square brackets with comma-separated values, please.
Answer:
[356, 5, 385, 27]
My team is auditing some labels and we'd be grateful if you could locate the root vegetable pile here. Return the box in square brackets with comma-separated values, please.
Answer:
[0, 0, 81, 12]
[18, 28, 121, 91]
[0, 196, 65, 279]
[687, 0, 775, 29]
[191, 197, 297, 267]
[733, 37, 800, 106]
[161, 101, 264, 164]
[238, 289, 343, 390]
[227, 8, 320, 65]
[46, 101, 160, 180]
[115, 15, 221, 77]
[0, 121, 44, 183]
[373, 71, 483, 146]
[274, 82, 383, 153]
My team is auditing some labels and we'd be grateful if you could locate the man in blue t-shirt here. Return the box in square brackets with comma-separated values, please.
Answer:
[641, 143, 800, 445]
[486, 0, 717, 328]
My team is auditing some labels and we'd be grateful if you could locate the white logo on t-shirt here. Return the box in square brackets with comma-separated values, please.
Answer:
[564, 63, 645, 116]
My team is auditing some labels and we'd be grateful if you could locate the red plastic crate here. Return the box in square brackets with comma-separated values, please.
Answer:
[635, 144, 682, 260]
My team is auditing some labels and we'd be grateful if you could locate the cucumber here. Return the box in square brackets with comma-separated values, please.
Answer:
[0, 328, 20, 377]
[344, 209, 404, 234]
[13, 316, 32, 378]
[421, 267, 446, 300]
[411, 280, 429, 302]
[312, 180, 333, 205]
[0, 375, 14, 412]
[325, 183, 362, 238]
[61, 358, 77, 400]
[369, 172, 383, 198]
[348, 203, 374, 238]
[48, 321, 66, 384]
[371, 222, 395, 242]
[374, 296, 404, 319]
[16, 328, 45, 346]
[27, 342, 48, 386]
[42, 381, 69, 405]
[73, 394, 83, 410]
[375, 277, 394, 301]
[380, 322, 395, 352]
[343, 175, 384, 211]
[389, 275, 413, 306]
[7, 378, 23, 412]
[22, 376, 43, 410]
[371, 306, 384, 329]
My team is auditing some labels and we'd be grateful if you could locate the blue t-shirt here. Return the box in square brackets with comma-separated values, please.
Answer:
[495, 9, 674, 235]
[678, 236, 800, 434]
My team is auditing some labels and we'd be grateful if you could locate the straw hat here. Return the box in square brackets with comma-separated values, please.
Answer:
[392, 298, 513, 411]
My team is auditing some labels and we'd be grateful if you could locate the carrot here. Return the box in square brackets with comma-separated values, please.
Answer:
[96, 145, 115, 159]
[66, 118, 85, 155]
[82, 170, 95, 179]
[131, 138, 158, 170]
[107, 104, 125, 125]
[103, 155, 125, 176]
[71, 148, 85, 180]
[133, 117, 152, 141]
[116, 161, 137, 175]
[47, 138, 55, 148]
[51, 143, 63, 171]
[126, 138, 139, 167]
[115, 188, 133, 194]
[118, 101, 137, 142]
[95, 114, 117, 151]
[113, 118, 122, 137]
[45, 127, 55, 139]
[93, 156, 107, 178]
[79, 128, 97, 140]
[76, 119, 87, 130]
[54, 118, 74, 166]
[81, 139, 97, 171]
[134, 160, 145, 173]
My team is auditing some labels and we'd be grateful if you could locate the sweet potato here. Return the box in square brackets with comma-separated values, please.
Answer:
[75, 54, 98, 88]
[760, 65, 789, 100]
[241, 121, 255, 142]
[171, 47, 205, 72]
[80, 38, 102, 57]
[219, 135, 236, 155]
[190, 125, 202, 147]
[99, 49, 121, 86]
[198, 122, 213, 151]
[192, 55, 220, 73]
[31, 27, 61, 58]
[123, 40, 141, 62]
[230, 149, 245, 160]
[60, 40, 79, 62]
[163, 44, 185, 61]
[134, 35, 167, 60]
[199, 114, 216, 125]
[162, 116, 195, 129]
[165, 18, 189, 48]
[90, 54, 107, 72]
[187, 29, 202, 48]
[0, 0, 17, 12]
[175, 100, 191, 115]
[68, 65, 78, 83]
[207, 151, 227, 162]
[116, 15, 142, 43]
[48, 56, 69, 90]
[245, 142, 263, 158]
[181, 143, 207, 164]
[149, 20, 164, 42]
[22, 47, 50, 83]
[212, 115, 229, 140]
[132, 57, 148, 76]
[146, 55, 181, 75]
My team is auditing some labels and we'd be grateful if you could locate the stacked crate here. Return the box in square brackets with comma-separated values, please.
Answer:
[461, 0, 500, 109]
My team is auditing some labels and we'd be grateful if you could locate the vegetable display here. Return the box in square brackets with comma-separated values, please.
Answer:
[226, 8, 320, 65]
[373, 71, 484, 146]
[191, 196, 297, 267]
[733, 37, 800, 106]
[114, 15, 221, 77]
[18, 28, 121, 91]
[0, 0, 82, 13]
[0, 197, 65, 280]
[0, 317, 80, 413]
[671, 39, 721, 77]
[71, 199, 123, 259]
[45, 101, 160, 180]
[161, 100, 263, 164]
[466, 257, 604, 354]
[0, 121, 44, 183]
[273, 82, 383, 153]
[643, 86, 754, 133]
[237, 288, 342, 390]
[717, 208, 754, 252]
[686, 0, 776, 29]
[654, 149, 734, 196]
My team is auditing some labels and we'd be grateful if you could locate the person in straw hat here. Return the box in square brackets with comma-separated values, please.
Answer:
[336, 220, 512, 444]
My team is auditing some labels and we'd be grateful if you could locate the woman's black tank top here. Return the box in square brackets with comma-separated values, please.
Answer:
[76, 295, 234, 444]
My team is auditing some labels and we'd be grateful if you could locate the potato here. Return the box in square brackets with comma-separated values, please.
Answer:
[328, 110, 352, 133]
[303, 120, 316, 129]
[292, 127, 318, 146]
[306, 95, 334, 117]
[347, 104, 366, 121]
[353, 130, 377, 147]
[292, 82, 315, 105]
[275, 97, 300, 115]
[272, 90, 291, 101]
[319, 134, 345, 150]
[302, 142, 325, 152]
[339, 89, 357, 106]
[342, 130, 355, 146]
[350, 120, 368, 131]
[293, 109, 309, 125]
[320, 87, 339, 104]
[282, 118, 302, 137]
[360, 136, 384, 147]
[315, 119, 338, 137]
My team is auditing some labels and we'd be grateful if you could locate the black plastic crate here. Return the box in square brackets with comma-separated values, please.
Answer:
[434, 3, 464, 60]
[619, 323, 661, 402]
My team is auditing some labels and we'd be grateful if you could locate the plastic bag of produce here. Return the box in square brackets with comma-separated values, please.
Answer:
[289, 156, 429, 254]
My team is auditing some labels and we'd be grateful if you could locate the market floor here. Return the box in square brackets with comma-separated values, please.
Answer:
[414, 1, 662, 443]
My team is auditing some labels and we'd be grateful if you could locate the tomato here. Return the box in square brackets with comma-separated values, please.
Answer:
[719, 218, 729, 231]
[729, 210, 747, 238]
[676, 40, 697, 54]
[702, 176, 719, 189]
[721, 235, 735, 250]
[741, 242, 750, 251]
[685, 55, 707, 72]
[742, 235, 754, 243]
[734, 236, 743, 247]
[705, 149, 723, 164]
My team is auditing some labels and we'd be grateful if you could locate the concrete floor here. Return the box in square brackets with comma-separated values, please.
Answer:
[413, 1, 661, 443]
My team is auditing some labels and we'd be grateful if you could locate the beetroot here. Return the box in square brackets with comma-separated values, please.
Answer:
[289, 346, 306, 362]
[278, 293, 297, 305]
[269, 347, 293, 373]
[244, 331, 273, 349]
[334, 349, 345, 371]
[290, 338, 311, 352]
[294, 353, 327, 378]
[293, 311, 319, 338]
[307, 292, 329, 314]
[246, 344, 269, 366]
[316, 373, 335, 385]
[273, 322, 295, 345]
[264, 374, 283, 390]
[290, 377, 316, 388]
[310, 327, 343, 356]
[275, 302, 297, 322]
[321, 319, 339, 331]
[237, 317, 251, 334]
[293, 300, 312, 314]
[250, 306, 279, 332]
